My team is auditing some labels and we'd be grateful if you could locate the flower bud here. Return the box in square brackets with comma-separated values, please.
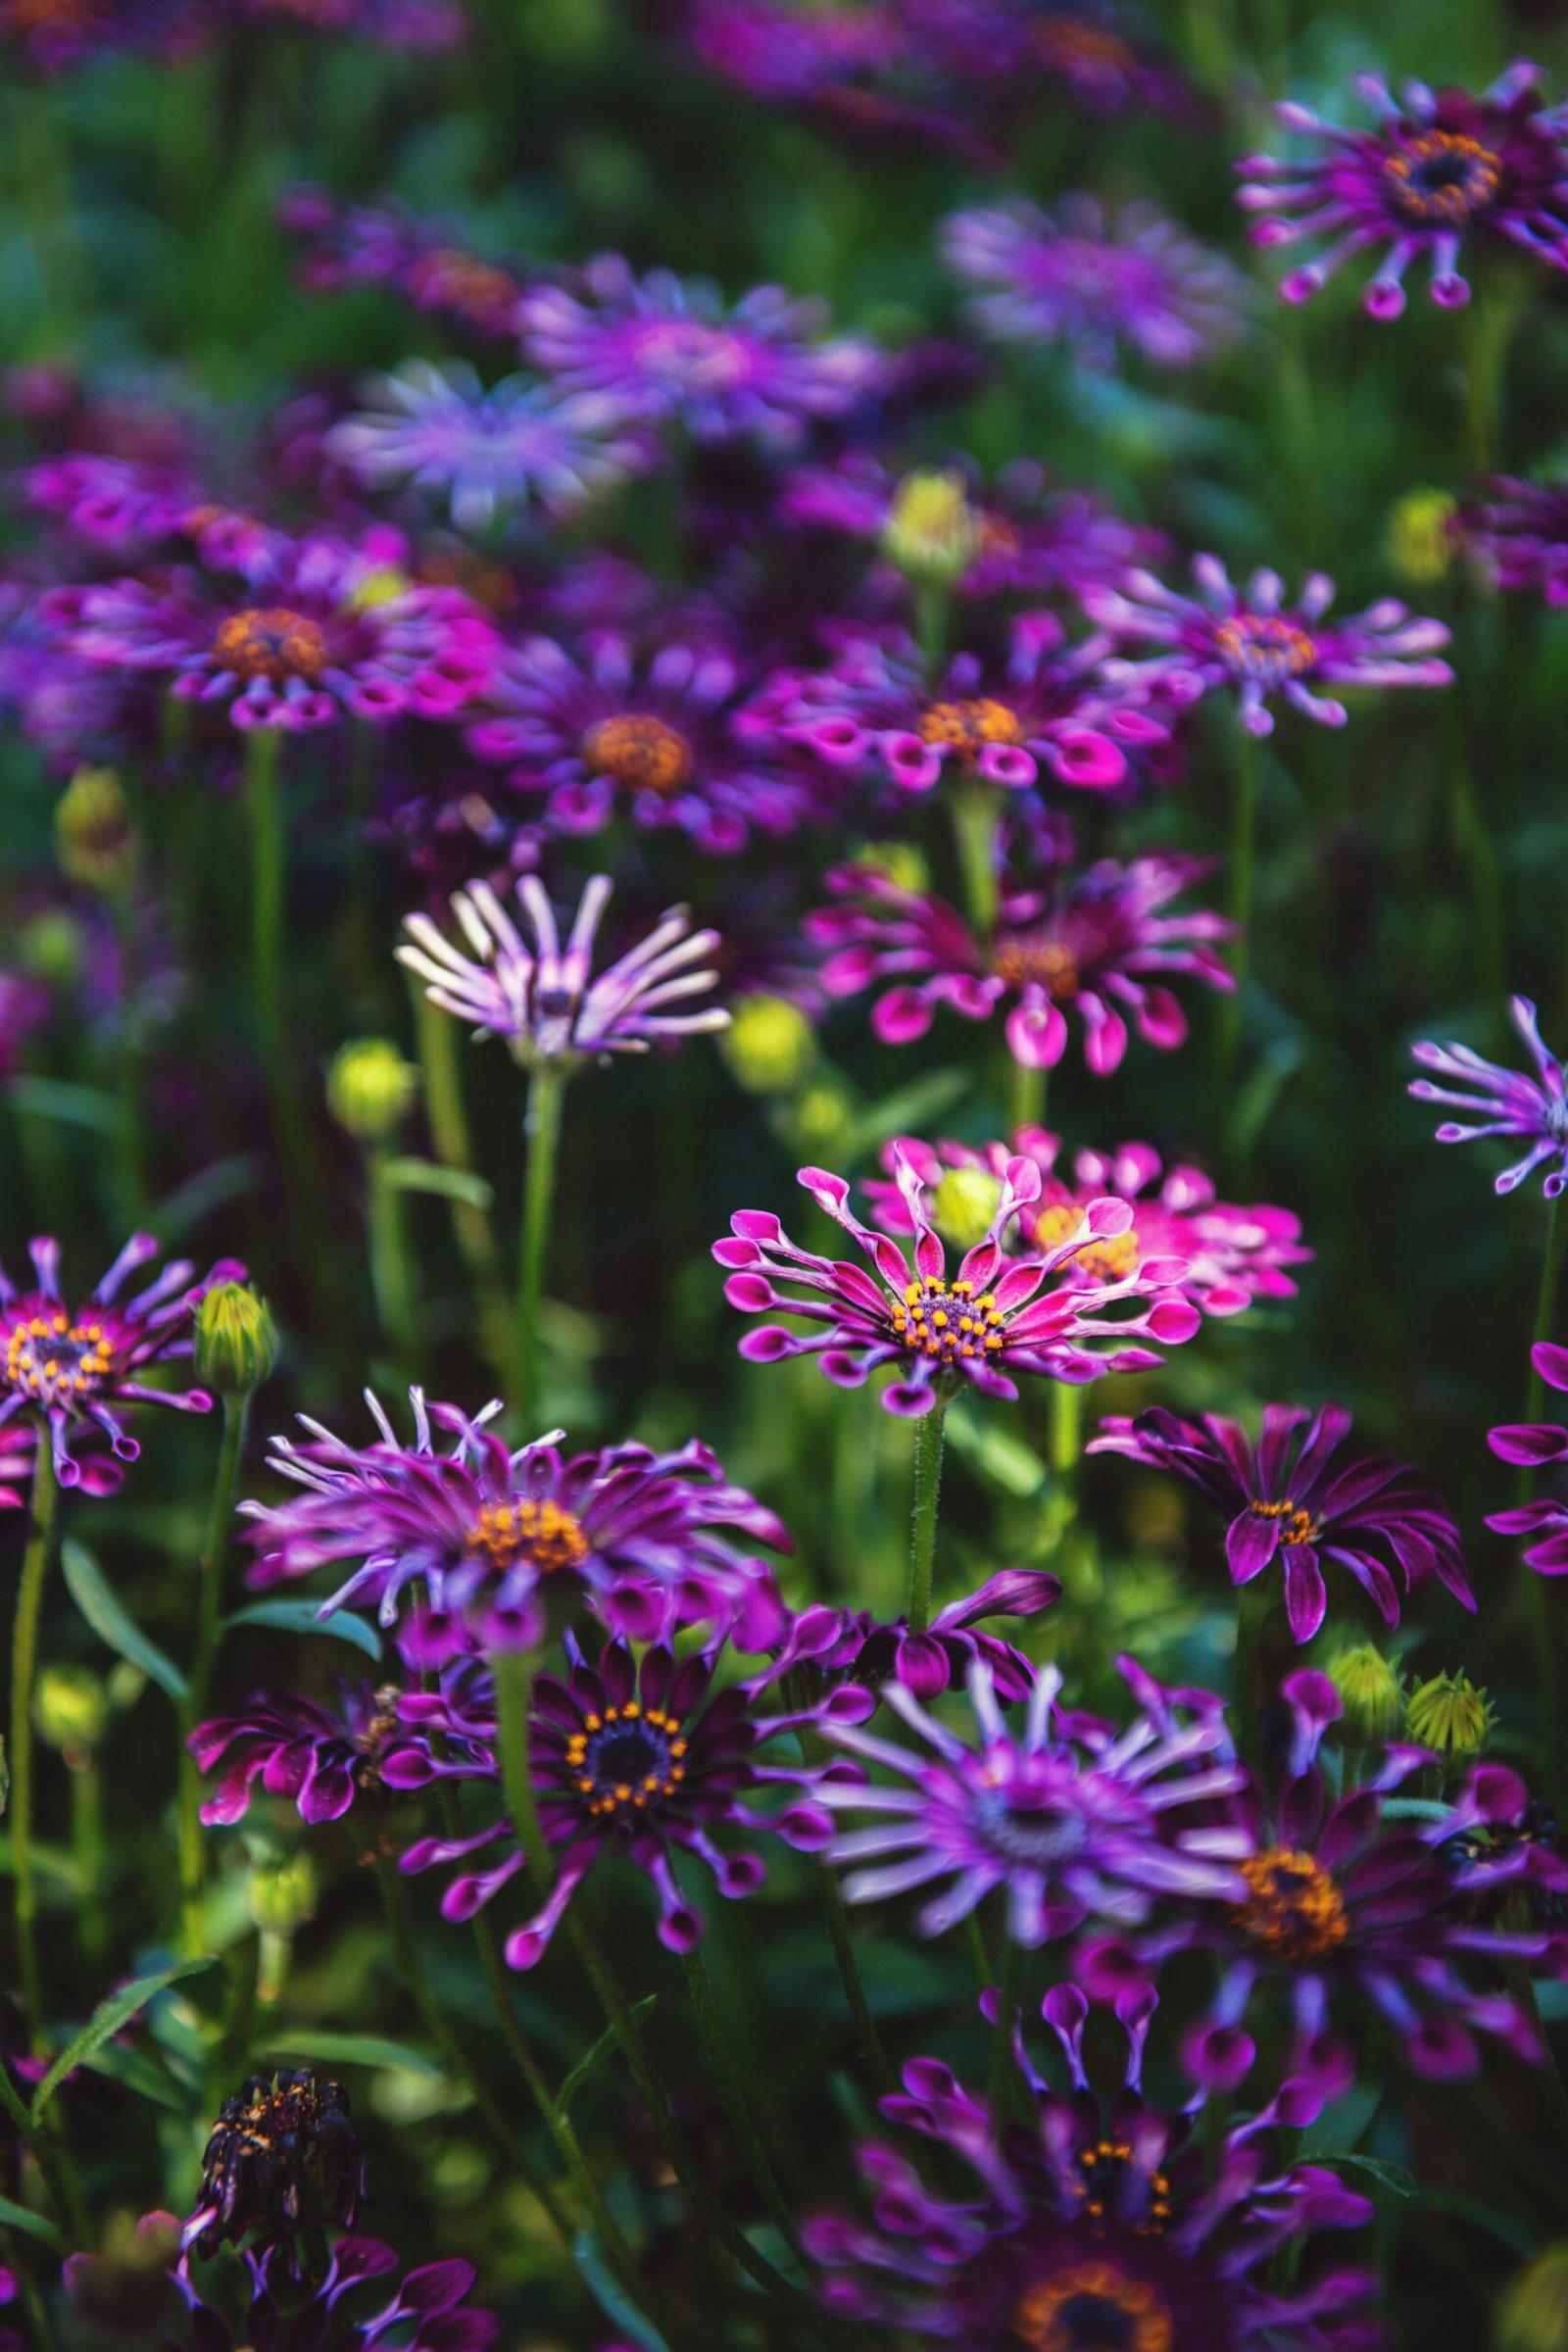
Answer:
[784, 1080, 856, 1160]
[881, 470, 981, 588]
[34, 1663, 109, 1761]
[1328, 1644, 1404, 1747]
[854, 841, 930, 897]
[249, 1852, 318, 1939]
[55, 765, 137, 893]
[1404, 1669, 1493, 1763]
[195, 1282, 279, 1397]
[722, 995, 816, 1096]
[1495, 2243, 1568, 2352]
[326, 1037, 419, 1142]
[1386, 488, 1456, 587]
[17, 906, 84, 988]
[931, 1166, 1004, 1250]
[344, 562, 415, 612]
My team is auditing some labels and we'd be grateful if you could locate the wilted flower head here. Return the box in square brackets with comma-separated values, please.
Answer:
[184, 2070, 366, 2271]
[1236, 61, 1568, 317]
[1409, 996, 1568, 1196]
[398, 872, 728, 1066]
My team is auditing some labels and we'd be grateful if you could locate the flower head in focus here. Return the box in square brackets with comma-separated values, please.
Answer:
[184, 2070, 366, 2271]
[776, 1569, 1062, 1703]
[1409, 996, 1568, 1196]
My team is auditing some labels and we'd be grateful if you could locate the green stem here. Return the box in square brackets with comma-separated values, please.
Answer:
[366, 1145, 417, 1368]
[949, 783, 1002, 943]
[906, 1400, 949, 1637]
[246, 729, 285, 1077]
[961, 1912, 992, 1993]
[1230, 1576, 1275, 1777]
[411, 984, 511, 1390]
[516, 1062, 567, 1431]
[913, 582, 949, 681]
[813, 1858, 900, 2101]
[0, 2056, 84, 2246]
[11, 1446, 60, 2044]
[1007, 1057, 1047, 1133]
[1219, 727, 1260, 1088]
[681, 1938, 803, 2252]
[492, 1645, 550, 1889]
[177, 1395, 250, 1957]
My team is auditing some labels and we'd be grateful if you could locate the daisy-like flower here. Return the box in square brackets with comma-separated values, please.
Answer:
[0, 1235, 241, 1488]
[866, 1130, 1310, 1320]
[942, 194, 1250, 370]
[685, 0, 906, 109]
[24, 451, 201, 557]
[398, 1635, 864, 1965]
[1087, 556, 1452, 736]
[808, 856, 1234, 1074]
[45, 529, 498, 734]
[716, 1150, 1200, 1418]
[1236, 61, 1568, 318]
[519, 254, 881, 448]
[1089, 1401, 1472, 1642]
[1488, 1343, 1568, 1574]
[1460, 473, 1568, 605]
[397, 871, 729, 1065]
[243, 1388, 789, 1651]
[1409, 995, 1568, 1196]
[776, 1569, 1062, 1704]
[280, 189, 527, 338]
[326, 363, 645, 534]
[189, 1679, 465, 1829]
[465, 629, 821, 855]
[805, 1985, 1377, 2350]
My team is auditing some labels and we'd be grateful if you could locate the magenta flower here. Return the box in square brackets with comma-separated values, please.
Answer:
[715, 1149, 1199, 1419]
[1409, 996, 1568, 1196]
[808, 856, 1234, 1073]
[189, 1681, 463, 1829]
[1461, 473, 1568, 605]
[686, 0, 906, 109]
[280, 188, 527, 337]
[1488, 1343, 1568, 1573]
[1237, 61, 1568, 318]
[398, 872, 729, 1064]
[776, 1568, 1062, 1703]
[942, 194, 1250, 370]
[0, 1235, 241, 1489]
[913, 0, 1193, 120]
[1088, 556, 1453, 736]
[1090, 1402, 1473, 1642]
[24, 452, 199, 557]
[805, 1987, 1377, 2351]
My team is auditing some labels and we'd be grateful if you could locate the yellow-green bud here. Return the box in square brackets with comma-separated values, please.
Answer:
[1328, 1644, 1404, 1746]
[34, 1663, 109, 1759]
[853, 841, 930, 897]
[17, 906, 84, 988]
[56, 765, 137, 893]
[785, 1080, 855, 1160]
[194, 1281, 279, 1397]
[1404, 1669, 1493, 1762]
[326, 1037, 419, 1142]
[344, 562, 415, 612]
[249, 1851, 318, 1938]
[1386, 488, 1457, 587]
[881, 469, 982, 588]
[1495, 2244, 1568, 2352]
[931, 1166, 1004, 1251]
[722, 996, 816, 1096]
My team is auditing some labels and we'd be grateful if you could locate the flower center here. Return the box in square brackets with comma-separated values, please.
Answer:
[409, 249, 519, 325]
[467, 1498, 588, 1577]
[4, 1312, 113, 1408]
[889, 1277, 1009, 1366]
[212, 607, 330, 684]
[355, 1685, 405, 1787]
[1212, 613, 1317, 688]
[994, 938, 1080, 999]
[1384, 130, 1503, 225]
[1015, 2261, 1174, 2352]
[918, 697, 1025, 763]
[632, 319, 754, 390]
[1248, 1495, 1319, 1546]
[564, 1700, 689, 1822]
[1032, 1202, 1141, 1283]
[1235, 1845, 1349, 1960]
[1075, 2142, 1173, 2236]
[974, 1788, 1088, 1870]
[582, 713, 695, 796]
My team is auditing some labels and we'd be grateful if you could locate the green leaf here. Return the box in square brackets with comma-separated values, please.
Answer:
[255, 2031, 443, 2080]
[61, 1541, 187, 1702]
[31, 1958, 218, 2119]
[0, 2190, 63, 2250]
[558, 1995, 657, 2114]
[224, 1599, 382, 1661]
[945, 1407, 1046, 1498]
[574, 2229, 671, 2352]
[1300, 2083, 1380, 2159]
[380, 1155, 494, 1209]
[1334, 2153, 1417, 2198]
[80, 2039, 195, 2113]
[9, 1076, 121, 1133]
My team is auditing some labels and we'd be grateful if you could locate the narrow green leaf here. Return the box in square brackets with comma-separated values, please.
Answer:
[574, 2229, 671, 2352]
[31, 1958, 217, 2119]
[256, 2031, 443, 2080]
[224, 1598, 382, 1661]
[1300, 2082, 1380, 2159]
[380, 1155, 494, 1209]
[0, 2190, 63, 2250]
[9, 1076, 121, 1133]
[558, 1995, 657, 2114]
[62, 1541, 187, 1701]
[1335, 2153, 1417, 2198]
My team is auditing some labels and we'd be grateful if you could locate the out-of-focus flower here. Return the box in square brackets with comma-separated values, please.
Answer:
[1327, 1642, 1404, 1745]
[1088, 1401, 1473, 1641]
[915, 0, 1193, 118]
[1410, 996, 1568, 1196]
[280, 187, 526, 337]
[722, 994, 816, 1094]
[519, 254, 881, 447]
[1489, 1343, 1568, 1575]
[184, 2070, 366, 2270]
[326, 1038, 419, 1141]
[1088, 557, 1452, 736]
[24, 451, 200, 557]
[808, 855, 1233, 1073]
[879, 469, 982, 585]
[1461, 473, 1568, 605]
[805, 1986, 1377, 2348]
[942, 194, 1250, 370]
[1236, 62, 1568, 317]
[398, 872, 729, 1064]
[1495, 2244, 1568, 2352]
[776, 1569, 1061, 1702]
[716, 1149, 1199, 1417]
[1387, 487, 1458, 585]
[55, 765, 137, 894]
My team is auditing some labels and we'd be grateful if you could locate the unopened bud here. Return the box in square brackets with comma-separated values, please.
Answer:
[1328, 1644, 1404, 1747]
[249, 1852, 318, 1939]
[1495, 2243, 1568, 2352]
[881, 470, 981, 588]
[56, 766, 137, 893]
[930, 1165, 1004, 1250]
[35, 1663, 109, 1760]
[326, 1037, 419, 1142]
[1386, 488, 1457, 587]
[723, 996, 816, 1096]
[194, 1282, 279, 1397]
[785, 1080, 855, 1159]
[1405, 1670, 1493, 1763]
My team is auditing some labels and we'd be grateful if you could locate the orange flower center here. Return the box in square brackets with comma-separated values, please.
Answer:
[1248, 1495, 1320, 1547]
[918, 697, 1025, 764]
[1015, 2261, 1173, 2352]
[1213, 613, 1317, 687]
[1032, 1202, 1141, 1283]
[582, 713, 695, 796]
[466, 1498, 588, 1577]
[889, 1276, 1008, 1366]
[564, 1700, 689, 1821]
[994, 939, 1080, 999]
[1236, 1845, 1349, 1961]
[5, 1312, 113, 1405]
[408, 249, 519, 324]
[1384, 130, 1503, 225]
[1033, 18, 1138, 77]
[213, 608, 330, 684]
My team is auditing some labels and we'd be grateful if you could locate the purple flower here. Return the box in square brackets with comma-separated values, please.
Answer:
[1410, 996, 1568, 1195]
[241, 0, 466, 42]
[942, 194, 1250, 370]
[1460, 473, 1568, 605]
[326, 362, 645, 533]
[280, 188, 527, 337]
[808, 855, 1234, 1073]
[815, 1655, 1249, 1944]
[1488, 1342, 1568, 1573]
[24, 451, 199, 557]
[1, 0, 202, 68]
[942, 1, 1191, 118]
[1089, 1402, 1473, 1641]
[399, 1635, 863, 1964]
[685, 0, 906, 110]
[243, 1388, 789, 1651]
[398, 871, 729, 1063]
[805, 1986, 1377, 2349]
[715, 1150, 1200, 1418]
[1236, 62, 1568, 318]
[776, 1569, 1062, 1703]
[189, 1680, 458, 1828]
[465, 629, 821, 854]
[1087, 556, 1453, 736]
[0, 1234, 241, 1489]
[519, 254, 881, 448]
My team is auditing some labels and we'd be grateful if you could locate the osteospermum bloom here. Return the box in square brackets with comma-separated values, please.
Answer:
[1410, 997, 1568, 1196]
[398, 1636, 864, 1964]
[520, 254, 880, 447]
[1460, 473, 1568, 605]
[1087, 557, 1452, 736]
[808, 856, 1233, 1073]
[326, 362, 645, 533]
[189, 1680, 461, 1829]
[716, 1150, 1200, 1418]
[1089, 1402, 1473, 1641]
[0, 1235, 241, 1488]
[1488, 1344, 1568, 1574]
[942, 194, 1250, 370]
[776, 1568, 1062, 1704]
[398, 872, 729, 1064]
[243, 1389, 789, 1650]
[805, 1985, 1377, 2349]
[1236, 61, 1568, 318]
[866, 1130, 1310, 1319]
[466, 630, 820, 854]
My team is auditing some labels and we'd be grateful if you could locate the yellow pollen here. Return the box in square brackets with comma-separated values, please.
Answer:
[466, 1497, 589, 1577]
[917, 697, 1025, 762]
[994, 938, 1080, 999]
[1236, 1845, 1350, 1961]
[1015, 2261, 1173, 2352]
[1248, 1496, 1320, 1547]
[1213, 613, 1317, 686]
[582, 713, 695, 796]
[212, 607, 330, 684]
[1384, 129, 1503, 225]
